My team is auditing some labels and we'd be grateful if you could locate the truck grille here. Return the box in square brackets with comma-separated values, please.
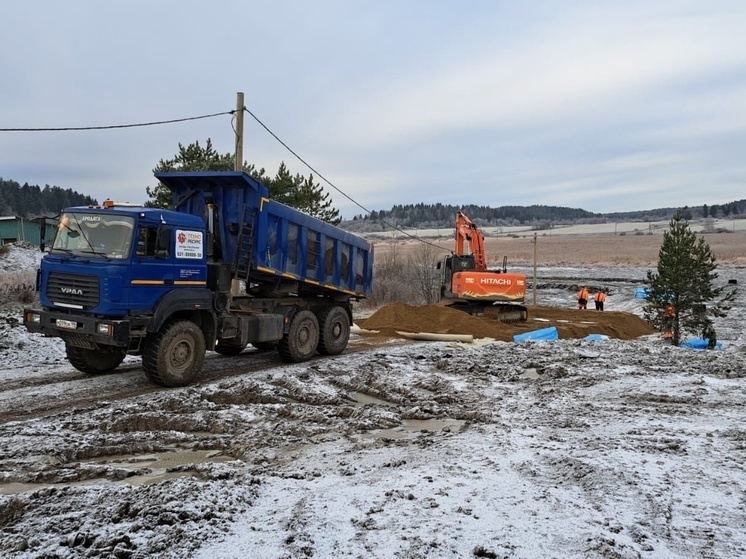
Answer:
[46, 272, 100, 309]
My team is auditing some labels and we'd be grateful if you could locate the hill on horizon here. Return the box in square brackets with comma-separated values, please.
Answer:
[3, 175, 744, 234]
[341, 199, 746, 233]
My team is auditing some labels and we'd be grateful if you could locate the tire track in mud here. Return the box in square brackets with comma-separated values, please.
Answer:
[0, 363, 144, 392]
[0, 338, 408, 424]
[0, 351, 286, 424]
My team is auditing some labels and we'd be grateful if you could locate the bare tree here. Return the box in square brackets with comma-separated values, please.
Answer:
[365, 250, 413, 308]
[363, 241, 445, 308]
[407, 242, 442, 304]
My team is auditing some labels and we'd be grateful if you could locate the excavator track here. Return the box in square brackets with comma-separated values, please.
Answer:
[482, 304, 528, 323]
[446, 302, 528, 323]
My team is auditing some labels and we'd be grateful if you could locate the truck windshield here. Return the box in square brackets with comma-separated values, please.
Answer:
[52, 212, 135, 259]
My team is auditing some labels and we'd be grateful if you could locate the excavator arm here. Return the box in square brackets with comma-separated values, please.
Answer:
[455, 211, 487, 271]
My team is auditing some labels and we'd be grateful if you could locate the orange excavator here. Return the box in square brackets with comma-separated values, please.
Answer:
[437, 211, 528, 322]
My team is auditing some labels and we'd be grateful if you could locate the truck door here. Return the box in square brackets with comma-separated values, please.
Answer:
[129, 225, 175, 311]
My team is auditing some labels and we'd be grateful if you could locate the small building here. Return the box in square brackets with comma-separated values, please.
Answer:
[0, 216, 56, 247]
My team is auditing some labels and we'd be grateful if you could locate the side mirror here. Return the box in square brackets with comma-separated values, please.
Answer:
[39, 218, 46, 252]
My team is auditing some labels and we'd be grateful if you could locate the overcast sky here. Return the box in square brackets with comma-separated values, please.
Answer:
[2, 1, 746, 219]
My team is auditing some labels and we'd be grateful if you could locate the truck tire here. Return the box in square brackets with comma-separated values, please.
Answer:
[278, 310, 319, 363]
[142, 319, 206, 387]
[214, 341, 248, 356]
[317, 306, 350, 355]
[66, 345, 126, 374]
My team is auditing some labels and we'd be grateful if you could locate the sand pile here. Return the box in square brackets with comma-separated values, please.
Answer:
[356, 302, 656, 341]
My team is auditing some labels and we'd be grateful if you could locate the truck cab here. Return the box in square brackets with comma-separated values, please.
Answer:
[37, 203, 208, 319]
[25, 202, 217, 384]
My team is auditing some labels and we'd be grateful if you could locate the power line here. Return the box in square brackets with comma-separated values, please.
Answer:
[0, 103, 447, 251]
[0, 110, 235, 132]
[243, 107, 448, 252]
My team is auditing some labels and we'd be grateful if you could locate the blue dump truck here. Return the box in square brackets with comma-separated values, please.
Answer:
[23, 171, 374, 387]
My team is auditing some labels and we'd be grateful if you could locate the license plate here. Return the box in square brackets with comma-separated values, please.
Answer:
[56, 319, 78, 330]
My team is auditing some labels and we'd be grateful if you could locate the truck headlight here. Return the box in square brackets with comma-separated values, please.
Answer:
[26, 311, 41, 324]
[97, 323, 113, 336]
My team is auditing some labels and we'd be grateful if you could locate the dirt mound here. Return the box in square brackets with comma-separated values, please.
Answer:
[357, 302, 655, 341]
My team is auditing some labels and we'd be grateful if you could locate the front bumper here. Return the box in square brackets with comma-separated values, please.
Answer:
[23, 308, 131, 349]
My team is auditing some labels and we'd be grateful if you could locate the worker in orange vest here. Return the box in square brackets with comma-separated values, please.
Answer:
[663, 304, 675, 341]
[577, 286, 589, 309]
[594, 290, 606, 311]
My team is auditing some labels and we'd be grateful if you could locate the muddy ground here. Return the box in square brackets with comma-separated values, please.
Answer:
[0, 252, 745, 558]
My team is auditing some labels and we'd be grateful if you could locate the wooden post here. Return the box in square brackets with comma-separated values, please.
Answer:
[532, 232, 537, 306]
[234, 92, 244, 172]
[231, 92, 245, 297]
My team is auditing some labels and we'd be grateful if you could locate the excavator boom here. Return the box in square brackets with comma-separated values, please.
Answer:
[455, 211, 487, 270]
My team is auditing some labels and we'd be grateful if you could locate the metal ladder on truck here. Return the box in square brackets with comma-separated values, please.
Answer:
[234, 204, 256, 284]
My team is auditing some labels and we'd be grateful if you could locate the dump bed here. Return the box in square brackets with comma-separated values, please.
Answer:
[156, 171, 373, 298]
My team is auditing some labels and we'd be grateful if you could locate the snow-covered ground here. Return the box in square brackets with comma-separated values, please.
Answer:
[1, 244, 745, 559]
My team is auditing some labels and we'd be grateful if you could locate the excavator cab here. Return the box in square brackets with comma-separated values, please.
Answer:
[450, 254, 476, 271]
[438, 254, 474, 299]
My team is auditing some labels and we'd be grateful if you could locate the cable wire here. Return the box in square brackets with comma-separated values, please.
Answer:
[1, 103, 447, 251]
[243, 107, 448, 252]
[0, 110, 235, 132]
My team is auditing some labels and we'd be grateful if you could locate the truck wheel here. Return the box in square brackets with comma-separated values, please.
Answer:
[142, 320, 205, 387]
[66, 345, 126, 374]
[278, 310, 319, 363]
[214, 341, 248, 356]
[317, 306, 350, 355]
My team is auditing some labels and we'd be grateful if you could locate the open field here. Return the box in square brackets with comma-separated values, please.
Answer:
[363, 216, 746, 241]
[372, 230, 746, 267]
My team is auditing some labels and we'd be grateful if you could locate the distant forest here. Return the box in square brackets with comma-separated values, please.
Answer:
[343, 199, 746, 232]
[0, 178, 97, 218]
[2, 175, 745, 232]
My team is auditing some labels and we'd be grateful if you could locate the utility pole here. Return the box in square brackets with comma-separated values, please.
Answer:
[234, 92, 244, 171]
[532, 232, 537, 306]
[232, 92, 245, 297]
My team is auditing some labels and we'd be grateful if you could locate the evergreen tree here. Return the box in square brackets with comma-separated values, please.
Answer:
[643, 213, 736, 347]
[293, 173, 341, 225]
[145, 139, 234, 208]
[144, 140, 341, 224]
[268, 162, 299, 206]
[0, 178, 94, 217]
